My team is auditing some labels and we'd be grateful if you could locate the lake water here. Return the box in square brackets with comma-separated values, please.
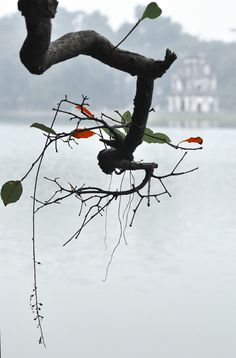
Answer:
[0, 122, 236, 357]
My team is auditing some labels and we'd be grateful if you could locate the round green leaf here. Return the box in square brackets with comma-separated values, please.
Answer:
[141, 2, 162, 21]
[1, 180, 23, 206]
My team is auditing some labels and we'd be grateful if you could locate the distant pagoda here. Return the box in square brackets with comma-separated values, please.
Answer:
[167, 56, 218, 113]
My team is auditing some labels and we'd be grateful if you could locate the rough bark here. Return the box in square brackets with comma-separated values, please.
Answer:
[18, 0, 177, 174]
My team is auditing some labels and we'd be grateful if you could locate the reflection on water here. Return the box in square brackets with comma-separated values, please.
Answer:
[0, 123, 236, 357]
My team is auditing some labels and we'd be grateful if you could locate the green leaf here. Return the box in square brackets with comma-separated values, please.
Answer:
[1, 180, 23, 206]
[152, 132, 171, 143]
[122, 111, 132, 124]
[121, 111, 132, 133]
[102, 127, 113, 136]
[143, 128, 171, 144]
[142, 128, 154, 143]
[102, 127, 125, 140]
[141, 2, 162, 21]
[31, 123, 57, 135]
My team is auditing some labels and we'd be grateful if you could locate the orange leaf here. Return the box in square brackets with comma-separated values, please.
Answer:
[178, 136, 203, 146]
[75, 104, 94, 118]
[72, 128, 96, 139]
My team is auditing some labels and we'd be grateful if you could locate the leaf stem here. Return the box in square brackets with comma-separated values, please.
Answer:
[113, 19, 141, 50]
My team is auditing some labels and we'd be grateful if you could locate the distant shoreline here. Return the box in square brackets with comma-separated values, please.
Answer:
[0, 110, 52, 124]
[0, 110, 236, 128]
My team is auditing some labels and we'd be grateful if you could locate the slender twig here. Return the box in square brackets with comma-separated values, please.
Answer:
[63, 196, 114, 246]
[167, 142, 203, 151]
[31, 153, 46, 347]
[172, 151, 188, 172]
[152, 152, 199, 180]
[101, 112, 123, 124]
[159, 179, 171, 198]
[130, 197, 143, 227]
[30, 99, 64, 347]
[21, 141, 52, 182]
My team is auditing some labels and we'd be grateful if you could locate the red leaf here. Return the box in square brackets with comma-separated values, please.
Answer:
[71, 128, 96, 139]
[178, 136, 203, 146]
[75, 105, 94, 118]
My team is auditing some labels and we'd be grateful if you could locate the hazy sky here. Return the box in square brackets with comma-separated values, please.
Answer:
[1, 0, 236, 42]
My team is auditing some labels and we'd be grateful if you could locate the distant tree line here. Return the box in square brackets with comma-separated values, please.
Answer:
[1, 6, 236, 113]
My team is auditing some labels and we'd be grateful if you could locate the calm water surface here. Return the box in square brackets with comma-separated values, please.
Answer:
[0, 122, 236, 357]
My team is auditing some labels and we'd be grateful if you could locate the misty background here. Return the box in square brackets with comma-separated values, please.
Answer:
[1, 5, 236, 120]
[1, 5, 236, 358]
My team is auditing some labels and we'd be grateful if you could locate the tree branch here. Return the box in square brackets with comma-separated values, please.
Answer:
[122, 76, 154, 156]
[18, 0, 176, 77]
[97, 76, 155, 174]
[18, 0, 177, 175]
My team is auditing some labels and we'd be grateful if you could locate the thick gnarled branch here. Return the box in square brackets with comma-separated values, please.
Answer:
[123, 76, 154, 155]
[18, 0, 177, 176]
[97, 76, 155, 173]
[18, 0, 176, 77]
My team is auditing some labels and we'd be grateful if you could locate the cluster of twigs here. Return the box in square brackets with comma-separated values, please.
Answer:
[20, 96, 202, 346]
